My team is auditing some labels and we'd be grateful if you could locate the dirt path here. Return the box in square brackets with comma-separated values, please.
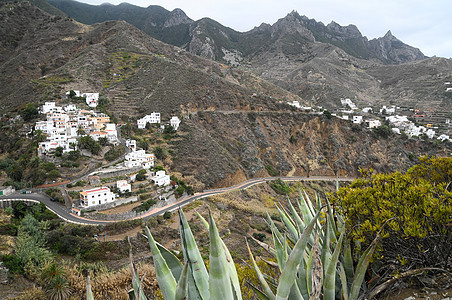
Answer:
[100, 202, 143, 215]
[100, 226, 143, 242]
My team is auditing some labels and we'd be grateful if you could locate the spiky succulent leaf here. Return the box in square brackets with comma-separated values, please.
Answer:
[145, 226, 176, 300]
[287, 199, 305, 233]
[156, 242, 183, 281]
[323, 230, 344, 300]
[208, 212, 234, 299]
[349, 231, 382, 300]
[275, 211, 320, 300]
[338, 263, 349, 300]
[175, 263, 189, 300]
[246, 239, 275, 299]
[86, 274, 94, 300]
[195, 211, 242, 299]
[276, 203, 299, 241]
[179, 209, 209, 300]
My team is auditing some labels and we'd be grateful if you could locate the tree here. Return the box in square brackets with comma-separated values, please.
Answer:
[68, 90, 76, 98]
[20, 103, 39, 122]
[78, 136, 101, 155]
[323, 110, 332, 119]
[54, 147, 63, 157]
[154, 146, 167, 160]
[98, 137, 109, 146]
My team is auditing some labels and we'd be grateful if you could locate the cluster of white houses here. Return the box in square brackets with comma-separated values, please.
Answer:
[35, 101, 118, 156]
[137, 113, 181, 130]
[65, 90, 99, 108]
[290, 97, 450, 142]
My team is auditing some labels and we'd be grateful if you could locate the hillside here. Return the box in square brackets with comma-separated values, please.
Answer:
[42, 0, 452, 116]
[0, 1, 450, 189]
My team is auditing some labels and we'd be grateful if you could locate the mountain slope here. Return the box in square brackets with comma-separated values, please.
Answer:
[46, 0, 426, 65]
[0, 1, 449, 189]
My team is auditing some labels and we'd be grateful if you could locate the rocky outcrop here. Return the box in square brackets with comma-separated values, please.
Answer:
[369, 30, 426, 64]
[163, 8, 193, 28]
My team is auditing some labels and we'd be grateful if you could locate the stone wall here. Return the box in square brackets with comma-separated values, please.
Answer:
[0, 262, 9, 284]
[82, 196, 138, 212]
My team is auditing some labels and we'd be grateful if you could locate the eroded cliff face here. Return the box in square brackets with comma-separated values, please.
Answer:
[170, 111, 447, 188]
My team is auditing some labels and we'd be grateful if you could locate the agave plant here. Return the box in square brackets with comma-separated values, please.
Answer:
[143, 208, 242, 300]
[247, 189, 383, 300]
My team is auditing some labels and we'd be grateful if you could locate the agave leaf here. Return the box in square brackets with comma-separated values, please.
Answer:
[145, 227, 176, 300]
[287, 199, 305, 233]
[295, 252, 309, 300]
[276, 203, 299, 240]
[288, 283, 304, 300]
[86, 273, 94, 300]
[320, 217, 331, 274]
[338, 263, 349, 300]
[349, 229, 383, 300]
[175, 263, 189, 300]
[128, 237, 148, 300]
[246, 239, 275, 299]
[179, 209, 209, 300]
[323, 230, 345, 300]
[297, 190, 313, 224]
[247, 281, 272, 300]
[273, 231, 288, 272]
[309, 230, 323, 300]
[156, 242, 183, 281]
[306, 241, 313, 296]
[196, 211, 242, 299]
[266, 212, 284, 247]
[249, 234, 276, 256]
[302, 189, 316, 218]
[275, 211, 321, 300]
[326, 200, 338, 242]
[343, 239, 354, 286]
[208, 212, 234, 299]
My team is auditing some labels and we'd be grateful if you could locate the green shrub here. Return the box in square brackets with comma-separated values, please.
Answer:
[265, 164, 279, 176]
[269, 178, 290, 195]
[332, 157, 452, 270]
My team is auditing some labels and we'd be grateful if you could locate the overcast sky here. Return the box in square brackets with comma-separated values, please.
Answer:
[78, 0, 451, 58]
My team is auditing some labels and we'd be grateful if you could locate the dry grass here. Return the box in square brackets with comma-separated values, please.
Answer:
[66, 263, 159, 300]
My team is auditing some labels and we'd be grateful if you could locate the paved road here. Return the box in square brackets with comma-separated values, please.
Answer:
[0, 176, 353, 226]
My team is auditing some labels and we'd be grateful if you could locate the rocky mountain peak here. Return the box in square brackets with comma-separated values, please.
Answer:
[326, 21, 363, 39]
[163, 8, 193, 28]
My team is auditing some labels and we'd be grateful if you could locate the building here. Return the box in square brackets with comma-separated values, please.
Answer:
[137, 113, 161, 129]
[124, 150, 154, 169]
[125, 139, 136, 151]
[170, 116, 181, 130]
[352, 116, 363, 124]
[152, 171, 170, 186]
[80, 187, 116, 208]
[0, 186, 14, 196]
[41, 102, 56, 114]
[83, 93, 99, 108]
[116, 180, 131, 193]
[367, 120, 381, 129]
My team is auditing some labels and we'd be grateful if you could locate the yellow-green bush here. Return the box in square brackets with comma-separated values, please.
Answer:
[332, 157, 452, 270]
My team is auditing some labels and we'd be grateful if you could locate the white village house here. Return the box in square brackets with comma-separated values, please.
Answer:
[116, 180, 131, 193]
[137, 113, 161, 129]
[367, 119, 381, 129]
[170, 116, 181, 130]
[152, 170, 170, 186]
[125, 139, 136, 151]
[80, 187, 116, 208]
[83, 93, 99, 108]
[124, 150, 154, 169]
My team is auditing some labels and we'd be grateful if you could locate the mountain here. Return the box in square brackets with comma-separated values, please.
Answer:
[0, 1, 450, 189]
[44, 0, 450, 113]
[47, 0, 426, 65]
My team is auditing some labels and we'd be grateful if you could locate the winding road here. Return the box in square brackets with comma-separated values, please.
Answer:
[0, 176, 353, 226]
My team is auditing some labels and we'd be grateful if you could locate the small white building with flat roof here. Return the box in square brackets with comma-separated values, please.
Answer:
[152, 171, 170, 187]
[80, 187, 116, 208]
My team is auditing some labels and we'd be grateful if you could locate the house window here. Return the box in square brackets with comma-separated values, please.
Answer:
[92, 195, 94, 198]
